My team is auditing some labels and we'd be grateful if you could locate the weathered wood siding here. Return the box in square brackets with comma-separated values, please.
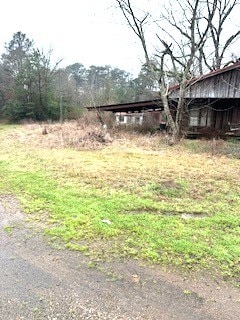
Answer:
[204, 99, 239, 130]
[170, 68, 240, 99]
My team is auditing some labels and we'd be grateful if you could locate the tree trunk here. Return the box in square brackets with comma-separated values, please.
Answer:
[159, 85, 178, 142]
[175, 79, 188, 139]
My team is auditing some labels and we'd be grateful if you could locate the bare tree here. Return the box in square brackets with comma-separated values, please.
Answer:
[200, 0, 240, 71]
[116, 0, 239, 141]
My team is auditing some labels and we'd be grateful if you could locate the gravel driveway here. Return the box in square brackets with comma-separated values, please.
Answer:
[0, 195, 239, 320]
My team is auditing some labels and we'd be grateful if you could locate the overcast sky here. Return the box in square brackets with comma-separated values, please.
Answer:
[1, 0, 239, 77]
[0, 0, 151, 77]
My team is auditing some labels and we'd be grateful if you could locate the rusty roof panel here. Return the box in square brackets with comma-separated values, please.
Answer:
[169, 62, 240, 99]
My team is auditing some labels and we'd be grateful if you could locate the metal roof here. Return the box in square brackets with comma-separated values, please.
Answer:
[87, 99, 163, 113]
[169, 61, 240, 98]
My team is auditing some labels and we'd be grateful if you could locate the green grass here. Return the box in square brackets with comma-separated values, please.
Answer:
[3, 225, 14, 235]
[0, 124, 240, 279]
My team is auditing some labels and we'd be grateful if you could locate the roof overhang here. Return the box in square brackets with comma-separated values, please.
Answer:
[87, 99, 163, 113]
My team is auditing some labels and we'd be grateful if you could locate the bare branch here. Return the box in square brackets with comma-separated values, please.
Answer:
[116, 0, 152, 68]
[220, 30, 240, 61]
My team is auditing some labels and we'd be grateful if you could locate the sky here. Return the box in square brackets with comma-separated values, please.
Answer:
[1, 0, 239, 78]
[0, 0, 149, 77]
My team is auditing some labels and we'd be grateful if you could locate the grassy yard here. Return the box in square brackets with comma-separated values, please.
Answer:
[0, 123, 240, 279]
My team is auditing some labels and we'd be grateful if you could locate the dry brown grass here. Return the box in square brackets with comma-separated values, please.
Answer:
[4, 121, 110, 150]
[3, 121, 239, 193]
[3, 119, 239, 160]
[3, 118, 168, 152]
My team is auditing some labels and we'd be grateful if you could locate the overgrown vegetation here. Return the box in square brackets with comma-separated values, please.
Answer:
[0, 32, 157, 123]
[0, 122, 239, 281]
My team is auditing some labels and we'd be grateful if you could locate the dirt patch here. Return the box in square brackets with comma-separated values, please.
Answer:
[0, 194, 25, 227]
[0, 195, 240, 319]
[162, 210, 209, 219]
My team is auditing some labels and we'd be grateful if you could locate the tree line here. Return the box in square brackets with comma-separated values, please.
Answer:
[0, 31, 156, 122]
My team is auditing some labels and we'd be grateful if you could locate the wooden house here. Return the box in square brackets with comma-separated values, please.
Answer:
[88, 62, 240, 137]
[169, 61, 240, 137]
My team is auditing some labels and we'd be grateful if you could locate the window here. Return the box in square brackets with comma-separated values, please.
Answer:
[189, 109, 199, 126]
[189, 107, 211, 127]
[116, 113, 143, 125]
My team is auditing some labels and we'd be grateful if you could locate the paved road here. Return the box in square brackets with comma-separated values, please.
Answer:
[0, 195, 240, 319]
